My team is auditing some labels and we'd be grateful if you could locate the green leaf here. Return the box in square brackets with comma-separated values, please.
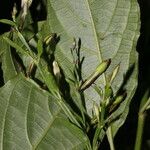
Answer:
[0, 19, 16, 27]
[46, 0, 140, 135]
[1, 43, 17, 82]
[0, 75, 89, 150]
[3, 37, 29, 56]
[0, 33, 17, 82]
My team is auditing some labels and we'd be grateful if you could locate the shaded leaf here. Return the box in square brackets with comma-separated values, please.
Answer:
[2, 44, 17, 82]
[0, 33, 17, 82]
[0, 75, 89, 150]
[3, 37, 29, 56]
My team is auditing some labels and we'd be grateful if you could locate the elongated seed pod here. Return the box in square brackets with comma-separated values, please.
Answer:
[79, 59, 111, 91]
[44, 33, 56, 45]
[109, 92, 127, 113]
[105, 84, 113, 99]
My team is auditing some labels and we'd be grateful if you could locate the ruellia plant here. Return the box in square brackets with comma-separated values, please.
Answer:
[0, 0, 149, 150]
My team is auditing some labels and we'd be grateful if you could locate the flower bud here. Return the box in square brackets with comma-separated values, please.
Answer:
[113, 92, 127, 105]
[53, 61, 61, 77]
[44, 33, 56, 45]
[79, 59, 111, 91]
[105, 84, 113, 99]
[109, 92, 127, 113]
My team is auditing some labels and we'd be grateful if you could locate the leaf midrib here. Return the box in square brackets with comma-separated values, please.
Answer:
[84, 0, 106, 85]
[33, 106, 62, 149]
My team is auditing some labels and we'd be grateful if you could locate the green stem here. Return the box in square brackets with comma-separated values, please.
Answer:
[37, 61, 81, 127]
[92, 102, 106, 150]
[107, 127, 115, 150]
[4, 28, 81, 128]
[134, 112, 146, 150]
[92, 126, 103, 150]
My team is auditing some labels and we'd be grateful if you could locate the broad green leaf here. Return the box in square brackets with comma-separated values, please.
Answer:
[0, 75, 89, 150]
[46, 0, 140, 135]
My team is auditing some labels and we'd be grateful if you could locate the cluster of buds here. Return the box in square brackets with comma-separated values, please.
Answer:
[69, 38, 127, 128]
[87, 61, 127, 127]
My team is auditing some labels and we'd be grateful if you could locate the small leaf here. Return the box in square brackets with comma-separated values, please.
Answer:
[0, 19, 16, 27]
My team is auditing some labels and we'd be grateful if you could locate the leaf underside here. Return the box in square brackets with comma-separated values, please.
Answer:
[0, 75, 88, 150]
[0, 0, 140, 148]
[46, 0, 140, 135]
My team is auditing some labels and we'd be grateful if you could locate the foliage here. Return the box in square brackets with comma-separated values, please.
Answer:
[0, 0, 141, 149]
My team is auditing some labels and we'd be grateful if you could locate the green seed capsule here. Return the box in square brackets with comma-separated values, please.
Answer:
[105, 84, 113, 99]
[44, 33, 56, 45]
[113, 92, 127, 105]
[109, 92, 127, 113]
[79, 59, 111, 91]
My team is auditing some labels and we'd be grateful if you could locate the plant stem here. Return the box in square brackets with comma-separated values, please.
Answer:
[37, 61, 81, 127]
[92, 102, 106, 150]
[107, 127, 115, 150]
[134, 112, 146, 150]
[92, 126, 103, 150]
[134, 90, 149, 150]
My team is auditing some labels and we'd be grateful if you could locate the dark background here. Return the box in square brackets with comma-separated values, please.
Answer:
[0, 0, 150, 149]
